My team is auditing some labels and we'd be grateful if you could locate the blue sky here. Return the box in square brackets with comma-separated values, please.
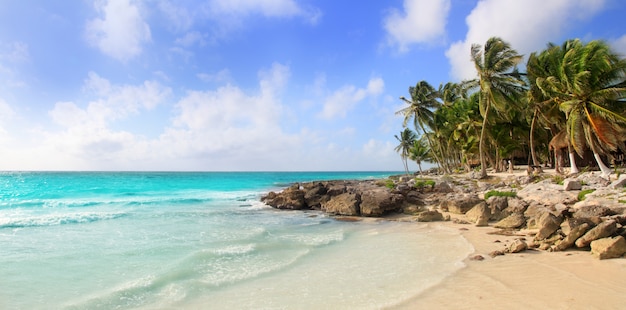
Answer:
[0, 0, 625, 171]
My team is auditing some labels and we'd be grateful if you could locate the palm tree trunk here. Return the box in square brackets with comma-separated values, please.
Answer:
[593, 153, 612, 179]
[419, 124, 444, 174]
[479, 102, 490, 178]
[568, 146, 579, 174]
[529, 109, 539, 167]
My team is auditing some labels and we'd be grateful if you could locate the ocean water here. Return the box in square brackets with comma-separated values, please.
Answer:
[0, 171, 473, 309]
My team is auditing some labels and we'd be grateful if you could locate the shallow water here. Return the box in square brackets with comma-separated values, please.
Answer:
[0, 172, 472, 309]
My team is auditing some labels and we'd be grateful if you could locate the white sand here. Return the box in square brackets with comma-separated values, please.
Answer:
[394, 222, 626, 309]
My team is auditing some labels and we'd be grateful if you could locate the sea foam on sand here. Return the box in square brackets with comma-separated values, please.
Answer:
[177, 222, 473, 310]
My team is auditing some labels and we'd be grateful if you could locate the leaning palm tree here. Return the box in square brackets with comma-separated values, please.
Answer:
[397, 81, 446, 173]
[537, 39, 626, 178]
[465, 37, 526, 178]
[394, 128, 417, 175]
[408, 138, 431, 174]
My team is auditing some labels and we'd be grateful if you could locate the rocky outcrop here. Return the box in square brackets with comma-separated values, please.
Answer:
[262, 172, 626, 259]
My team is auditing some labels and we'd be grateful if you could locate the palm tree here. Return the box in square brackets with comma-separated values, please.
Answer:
[408, 138, 431, 174]
[536, 39, 626, 178]
[394, 128, 417, 175]
[397, 81, 446, 173]
[465, 37, 526, 178]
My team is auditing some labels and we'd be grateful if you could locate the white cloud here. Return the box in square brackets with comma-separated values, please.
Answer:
[85, 0, 152, 62]
[611, 34, 626, 56]
[318, 77, 385, 120]
[175, 31, 208, 47]
[383, 0, 450, 52]
[197, 69, 232, 83]
[446, 0, 607, 81]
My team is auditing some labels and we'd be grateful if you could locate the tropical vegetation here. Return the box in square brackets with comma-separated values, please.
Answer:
[394, 36, 626, 179]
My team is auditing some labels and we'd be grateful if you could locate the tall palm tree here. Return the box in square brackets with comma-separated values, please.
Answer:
[394, 128, 417, 175]
[465, 37, 526, 178]
[536, 39, 626, 178]
[397, 81, 446, 173]
[408, 138, 431, 174]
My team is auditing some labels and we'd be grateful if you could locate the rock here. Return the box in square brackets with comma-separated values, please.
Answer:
[465, 202, 489, 223]
[534, 212, 563, 241]
[489, 250, 505, 257]
[321, 193, 360, 216]
[359, 189, 404, 217]
[261, 188, 306, 210]
[575, 220, 618, 248]
[303, 182, 327, 209]
[573, 205, 614, 218]
[494, 213, 526, 229]
[563, 178, 582, 191]
[560, 217, 594, 236]
[440, 194, 482, 214]
[609, 175, 626, 189]
[469, 254, 485, 261]
[553, 223, 590, 251]
[416, 210, 445, 222]
[508, 239, 528, 253]
[517, 181, 578, 205]
[435, 181, 453, 193]
[590, 236, 626, 259]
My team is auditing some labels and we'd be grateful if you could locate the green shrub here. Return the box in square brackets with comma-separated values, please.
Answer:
[578, 189, 595, 201]
[383, 179, 396, 189]
[414, 178, 435, 189]
[484, 190, 517, 200]
[551, 175, 564, 185]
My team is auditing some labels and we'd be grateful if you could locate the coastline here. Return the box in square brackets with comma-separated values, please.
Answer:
[263, 167, 626, 309]
[394, 220, 626, 309]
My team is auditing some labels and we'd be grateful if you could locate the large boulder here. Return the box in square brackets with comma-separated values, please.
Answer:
[563, 178, 582, 191]
[360, 189, 404, 217]
[261, 187, 306, 210]
[575, 220, 618, 248]
[303, 182, 328, 209]
[534, 212, 563, 241]
[465, 202, 490, 226]
[590, 236, 626, 259]
[321, 193, 360, 216]
[440, 194, 482, 214]
[494, 213, 526, 229]
[507, 239, 528, 253]
[573, 205, 614, 218]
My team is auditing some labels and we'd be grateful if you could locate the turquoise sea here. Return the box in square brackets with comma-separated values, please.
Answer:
[0, 171, 472, 309]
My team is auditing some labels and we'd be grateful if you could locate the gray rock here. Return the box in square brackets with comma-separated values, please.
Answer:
[573, 205, 614, 218]
[590, 236, 626, 259]
[609, 175, 626, 189]
[321, 193, 360, 216]
[262, 187, 306, 210]
[494, 213, 526, 229]
[435, 181, 453, 193]
[554, 223, 590, 251]
[517, 181, 578, 205]
[439, 194, 482, 214]
[575, 220, 618, 248]
[563, 178, 582, 191]
[359, 189, 404, 217]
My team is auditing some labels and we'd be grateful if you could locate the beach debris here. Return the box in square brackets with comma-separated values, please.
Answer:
[590, 236, 626, 259]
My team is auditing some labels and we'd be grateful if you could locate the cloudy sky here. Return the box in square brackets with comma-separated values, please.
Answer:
[0, 0, 625, 171]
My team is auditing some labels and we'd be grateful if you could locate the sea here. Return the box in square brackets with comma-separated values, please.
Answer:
[0, 171, 473, 310]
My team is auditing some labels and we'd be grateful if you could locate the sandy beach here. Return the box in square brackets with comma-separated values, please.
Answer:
[394, 167, 626, 309]
[393, 221, 626, 309]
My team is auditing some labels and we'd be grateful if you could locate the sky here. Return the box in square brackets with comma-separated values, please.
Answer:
[0, 0, 625, 171]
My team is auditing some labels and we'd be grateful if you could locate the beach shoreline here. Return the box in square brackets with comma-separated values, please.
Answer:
[392, 219, 626, 309]
[263, 166, 626, 309]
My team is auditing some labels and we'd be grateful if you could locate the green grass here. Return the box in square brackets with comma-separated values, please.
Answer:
[484, 190, 517, 200]
[414, 178, 435, 189]
[578, 189, 595, 201]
